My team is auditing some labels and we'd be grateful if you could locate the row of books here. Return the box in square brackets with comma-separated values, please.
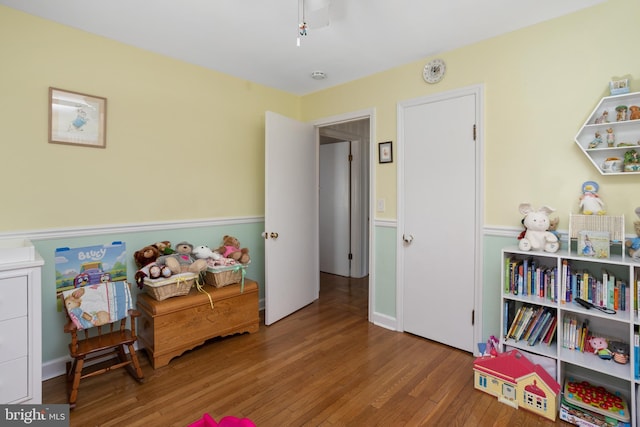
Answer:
[635, 330, 640, 380]
[504, 256, 556, 299]
[561, 316, 591, 352]
[559, 262, 628, 311]
[504, 302, 557, 346]
[504, 256, 632, 312]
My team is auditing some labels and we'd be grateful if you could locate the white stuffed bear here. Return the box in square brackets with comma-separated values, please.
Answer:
[192, 245, 222, 261]
[518, 203, 560, 253]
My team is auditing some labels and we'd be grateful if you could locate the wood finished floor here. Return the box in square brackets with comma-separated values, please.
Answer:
[43, 273, 565, 426]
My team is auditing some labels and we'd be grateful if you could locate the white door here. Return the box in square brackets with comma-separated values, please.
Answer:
[319, 141, 350, 277]
[264, 111, 319, 325]
[399, 87, 482, 353]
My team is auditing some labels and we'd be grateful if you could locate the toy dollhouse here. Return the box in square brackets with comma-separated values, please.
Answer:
[473, 349, 560, 421]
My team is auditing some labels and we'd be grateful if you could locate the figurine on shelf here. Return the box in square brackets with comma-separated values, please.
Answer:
[606, 128, 615, 147]
[594, 110, 609, 124]
[616, 105, 628, 121]
[588, 131, 603, 149]
[579, 181, 605, 215]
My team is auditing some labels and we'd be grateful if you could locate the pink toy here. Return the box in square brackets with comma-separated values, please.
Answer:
[188, 414, 255, 427]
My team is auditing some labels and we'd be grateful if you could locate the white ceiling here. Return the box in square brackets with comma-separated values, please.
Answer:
[1, 0, 606, 95]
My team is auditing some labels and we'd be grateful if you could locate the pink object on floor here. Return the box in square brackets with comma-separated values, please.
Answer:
[188, 414, 256, 427]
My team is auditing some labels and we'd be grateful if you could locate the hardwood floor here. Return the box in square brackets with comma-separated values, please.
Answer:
[44, 273, 564, 426]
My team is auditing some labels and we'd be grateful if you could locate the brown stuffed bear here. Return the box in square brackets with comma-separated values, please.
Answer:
[216, 235, 250, 264]
[158, 241, 208, 274]
[153, 240, 175, 255]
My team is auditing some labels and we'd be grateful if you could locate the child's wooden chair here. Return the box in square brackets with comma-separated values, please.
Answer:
[60, 281, 144, 408]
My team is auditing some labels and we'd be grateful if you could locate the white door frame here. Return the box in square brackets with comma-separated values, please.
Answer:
[395, 84, 484, 349]
[313, 108, 375, 321]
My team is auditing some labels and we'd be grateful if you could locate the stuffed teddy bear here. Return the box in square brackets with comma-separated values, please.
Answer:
[517, 203, 560, 253]
[158, 241, 208, 274]
[216, 235, 250, 264]
[625, 207, 640, 260]
[133, 245, 172, 288]
[579, 181, 605, 215]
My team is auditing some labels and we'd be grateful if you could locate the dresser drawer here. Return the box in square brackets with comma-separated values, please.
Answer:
[0, 357, 28, 403]
[0, 317, 27, 364]
[0, 275, 27, 321]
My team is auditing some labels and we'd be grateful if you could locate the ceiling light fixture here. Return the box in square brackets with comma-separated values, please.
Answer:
[311, 71, 326, 80]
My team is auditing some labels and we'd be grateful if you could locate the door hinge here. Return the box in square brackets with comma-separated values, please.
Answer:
[348, 253, 353, 260]
[471, 309, 475, 326]
[348, 154, 353, 162]
[473, 124, 477, 141]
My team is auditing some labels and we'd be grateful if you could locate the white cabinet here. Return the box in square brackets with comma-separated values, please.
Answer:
[575, 91, 640, 175]
[501, 247, 639, 425]
[0, 241, 43, 404]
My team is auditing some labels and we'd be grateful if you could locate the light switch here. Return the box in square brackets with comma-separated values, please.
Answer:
[377, 199, 385, 212]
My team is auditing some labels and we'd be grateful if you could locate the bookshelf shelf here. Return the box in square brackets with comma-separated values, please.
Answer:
[501, 247, 640, 425]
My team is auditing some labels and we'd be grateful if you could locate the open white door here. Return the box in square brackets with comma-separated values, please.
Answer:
[264, 111, 319, 325]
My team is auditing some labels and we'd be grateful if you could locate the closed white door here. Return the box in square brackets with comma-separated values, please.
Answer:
[398, 87, 482, 353]
[264, 111, 319, 325]
[319, 141, 350, 277]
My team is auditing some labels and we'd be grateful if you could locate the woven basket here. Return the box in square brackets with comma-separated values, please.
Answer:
[204, 265, 245, 288]
[143, 272, 197, 301]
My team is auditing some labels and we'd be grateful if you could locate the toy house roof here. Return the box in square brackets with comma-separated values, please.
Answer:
[473, 349, 560, 395]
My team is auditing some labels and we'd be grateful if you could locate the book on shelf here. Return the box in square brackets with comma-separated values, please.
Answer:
[521, 306, 544, 341]
[527, 310, 552, 346]
[543, 316, 557, 346]
[578, 230, 610, 259]
[506, 306, 524, 339]
[635, 330, 639, 380]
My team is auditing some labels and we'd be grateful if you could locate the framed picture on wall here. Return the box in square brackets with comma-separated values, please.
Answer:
[379, 141, 393, 163]
[49, 87, 107, 148]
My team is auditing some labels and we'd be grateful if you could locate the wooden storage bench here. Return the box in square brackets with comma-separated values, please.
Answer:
[137, 279, 259, 368]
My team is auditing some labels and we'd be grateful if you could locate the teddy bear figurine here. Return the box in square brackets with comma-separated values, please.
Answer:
[579, 181, 605, 215]
[517, 203, 560, 253]
[158, 241, 208, 274]
[625, 207, 640, 260]
[216, 235, 250, 264]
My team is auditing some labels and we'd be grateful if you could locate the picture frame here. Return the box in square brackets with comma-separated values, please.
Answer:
[49, 87, 107, 148]
[578, 230, 610, 259]
[609, 79, 630, 96]
[378, 141, 393, 164]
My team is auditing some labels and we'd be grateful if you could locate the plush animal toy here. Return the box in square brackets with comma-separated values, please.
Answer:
[133, 245, 172, 288]
[216, 235, 250, 264]
[192, 245, 222, 261]
[158, 241, 208, 274]
[153, 241, 175, 255]
[579, 181, 605, 215]
[517, 203, 560, 253]
[625, 207, 640, 259]
[587, 336, 612, 360]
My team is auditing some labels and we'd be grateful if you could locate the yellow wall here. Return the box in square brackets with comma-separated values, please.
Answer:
[3, 1, 639, 233]
[302, 0, 640, 231]
[0, 6, 298, 232]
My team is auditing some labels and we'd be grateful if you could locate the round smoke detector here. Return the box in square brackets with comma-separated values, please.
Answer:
[311, 71, 326, 80]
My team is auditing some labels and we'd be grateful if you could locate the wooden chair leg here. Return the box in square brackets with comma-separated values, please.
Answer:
[68, 357, 84, 408]
[127, 344, 144, 381]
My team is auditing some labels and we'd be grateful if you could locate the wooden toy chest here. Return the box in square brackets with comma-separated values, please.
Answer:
[136, 279, 259, 368]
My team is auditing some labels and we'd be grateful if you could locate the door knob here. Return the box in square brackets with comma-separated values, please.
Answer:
[403, 234, 414, 243]
[270, 232, 279, 239]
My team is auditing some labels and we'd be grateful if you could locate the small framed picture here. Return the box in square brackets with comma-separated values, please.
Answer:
[609, 79, 630, 96]
[49, 87, 107, 148]
[378, 141, 393, 164]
